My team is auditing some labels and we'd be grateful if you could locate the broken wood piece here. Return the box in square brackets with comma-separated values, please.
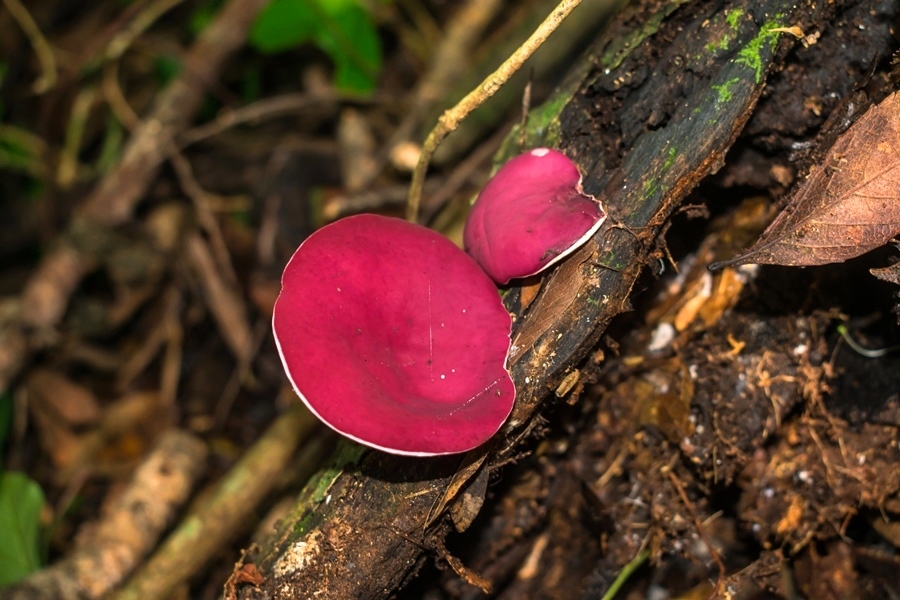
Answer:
[3, 429, 207, 600]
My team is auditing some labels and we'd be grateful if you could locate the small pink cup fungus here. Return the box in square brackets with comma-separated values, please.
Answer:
[273, 214, 515, 456]
[464, 148, 606, 284]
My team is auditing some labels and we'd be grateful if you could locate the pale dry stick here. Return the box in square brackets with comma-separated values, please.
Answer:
[81, 0, 269, 225]
[116, 294, 173, 389]
[57, 85, 98, 189]
[169, 151, 246, 286]
[3, 0, 266, 396]
[105, 54, 254, 369]
[255, 147, 293, 267]
[185, 232, 254, 364]
[177, 92, 383, 148]
[4, 430, 208, 600]
[406, 0, 582, 222]
[104, 59, 244, 290]
[112, 406, 319, 600]
[160, 288, 184, 407]
[105, 0, 186, 61]
[367, 0, 505, 185]
[212, 316, 269, 426]
[3, 0, 57, 93]
[666, 470, 726, 598]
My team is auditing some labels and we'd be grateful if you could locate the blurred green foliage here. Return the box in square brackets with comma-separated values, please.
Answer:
[0, 471, 44, 586]
[249, 0, 383, 94]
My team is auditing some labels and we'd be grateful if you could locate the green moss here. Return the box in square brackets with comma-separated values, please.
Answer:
[663, 146, 678, 171]
[507, 91, 570, 152]
[309, 440, 365, 504]
[705, 8, 745, 53]
[725, 8, 744, 29]
[736, 18, 783, 83]
[711, 78, 739, 103]
[290, 441, 367, 536]
[294, 512, 315, 536]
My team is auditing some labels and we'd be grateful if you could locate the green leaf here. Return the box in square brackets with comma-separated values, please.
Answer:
[313, 0, 381, 93]
[0, 472, 44, 586]
[250, 0, 382, 94]
[249, 0, 319, 53]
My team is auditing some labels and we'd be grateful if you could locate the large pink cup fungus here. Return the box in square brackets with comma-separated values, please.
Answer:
[273, 214, 515, 456]
[464, 148, 606, 284]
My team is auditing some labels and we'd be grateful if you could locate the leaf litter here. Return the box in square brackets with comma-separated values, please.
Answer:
[710, 91, 900, 270]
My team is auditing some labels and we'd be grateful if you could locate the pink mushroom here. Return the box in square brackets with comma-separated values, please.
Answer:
[273, 214, 515, 456]
[464, 148, 606, 284]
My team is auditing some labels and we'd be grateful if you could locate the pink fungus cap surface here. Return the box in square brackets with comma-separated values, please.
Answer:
[273, 214, 515, 456]
[464, 148, 606, 284]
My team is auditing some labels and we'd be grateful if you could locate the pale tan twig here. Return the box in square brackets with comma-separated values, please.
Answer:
[406, 0, 582, 222]
[368, 0, 505, 187]
[667, 470, 726, 598]
[4, 430, 207, 600]
[112, 407, 317, 600]
[105, 0, 185, 61]
[57, 86, 99, 189]
[178, 92, 383, 148]
[3, 0, 57, 93]
[185, 233, 253, 364]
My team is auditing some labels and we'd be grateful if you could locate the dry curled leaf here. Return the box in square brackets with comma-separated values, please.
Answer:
[871, 261, 900, 285]
[711, 91, 900, 270]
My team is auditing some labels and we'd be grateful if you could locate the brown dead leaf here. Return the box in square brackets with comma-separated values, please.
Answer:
[871, 261, 900, 285]
[425, 447, 489, 529]
[27, 368, 101, 426]
[231, 563, 265, 587]
[449, 465, 489, 532]
[509, 239, 598, 364]
[711, 92, 900, 269]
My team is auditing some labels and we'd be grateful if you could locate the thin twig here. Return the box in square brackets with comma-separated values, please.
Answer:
[365, 0, 505, 188]
[667, 470, 726, 598]
[57, 86, 98, 189]
[4, 430, 208, 600]
[406, 0, 582, 222]
[0, 0, 267, 399]
[185, 233, 254, 364]
[3, 0, 57, 93]
[177, 92, 383, 148]
[105, 0, 185, 61]
[112, 407, 318, 600]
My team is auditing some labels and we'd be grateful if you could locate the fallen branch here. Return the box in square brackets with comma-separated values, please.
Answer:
[111, 406, 318, 600]
[1, 0, 268, 395]
[4, 430, 208, 600]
